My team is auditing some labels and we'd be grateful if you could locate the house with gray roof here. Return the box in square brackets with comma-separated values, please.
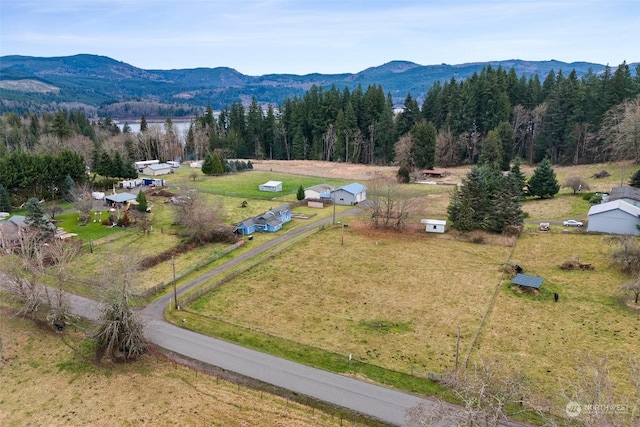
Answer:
[607, 186, 640, 208]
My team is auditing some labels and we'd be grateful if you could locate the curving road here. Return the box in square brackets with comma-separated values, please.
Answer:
[138, 209, 444, 426]
[12, 208, 530, 426]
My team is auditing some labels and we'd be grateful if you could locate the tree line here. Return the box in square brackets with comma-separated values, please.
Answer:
[184, 61, 639, 168]
[1, 61, 639, 179]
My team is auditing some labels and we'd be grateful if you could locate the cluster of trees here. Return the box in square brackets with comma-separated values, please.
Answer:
[446, 156, 561, 234]
[0, 150, 87, 204]
[91, 150, 138, 179]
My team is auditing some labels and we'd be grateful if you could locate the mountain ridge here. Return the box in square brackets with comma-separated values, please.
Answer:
[1, 54, 637, 117]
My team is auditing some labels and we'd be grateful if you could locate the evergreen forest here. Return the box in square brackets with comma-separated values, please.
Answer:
[1, 62, 639, 205]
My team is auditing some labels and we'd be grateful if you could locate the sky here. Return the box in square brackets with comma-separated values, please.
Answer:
[1, 0, 638, 76]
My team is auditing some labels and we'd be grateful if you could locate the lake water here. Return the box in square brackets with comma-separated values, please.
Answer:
[116, 120, 192, 142]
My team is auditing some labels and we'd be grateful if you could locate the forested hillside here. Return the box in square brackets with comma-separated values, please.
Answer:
[1, 61, 639, 206]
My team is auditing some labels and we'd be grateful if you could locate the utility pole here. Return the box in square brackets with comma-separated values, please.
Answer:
[332, 196, 336, 225]
[172, 255, 178, 310]
[455, 325, 461, 372]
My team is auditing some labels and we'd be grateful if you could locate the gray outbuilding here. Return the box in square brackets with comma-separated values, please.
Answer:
[331, 182, 367, 205]
[587, 199, 640, 236]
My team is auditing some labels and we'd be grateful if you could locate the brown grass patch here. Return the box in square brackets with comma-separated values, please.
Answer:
[192, 220, 512, 375]
[0, 312, 365, 426]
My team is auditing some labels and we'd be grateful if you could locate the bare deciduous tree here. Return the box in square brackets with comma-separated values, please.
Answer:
[607, 235, 640, 275]
[94, 255, 146, 363]
[366, 177, 417, 230]
[43, 238, 81, 329]
[71, 182, 94, 224]
[393, 133, 414, 169]
[406, 361, 530, 427]
[562, 176, 591, 194]
[322, 124, 337, 161]
[602, 95, 640, 163]
[5, 228, 47, 317]
[620, 274, 640, 304]
[172, 189, 233, 245]
[435, 127, 461, 167]
[561, 353, 639, 427]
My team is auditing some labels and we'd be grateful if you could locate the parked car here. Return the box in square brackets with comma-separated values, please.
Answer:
[563, 219, 583, 227]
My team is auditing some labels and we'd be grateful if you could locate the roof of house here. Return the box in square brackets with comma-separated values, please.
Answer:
[272, 204, 291, 214]
[608, 186, 640, 203]
[255, 212, 282, 227]
[306, 184, 333, 193]
[512, 273, 543, 289]
[236, 217, 255, 227]
[588, 199, 640, 217]
[105, 192, 138, 203]
[335, 182, 367, 195]
[261, 181, 282, 187]
[146, 163, 172, 170]
[420, 219, 447, 226]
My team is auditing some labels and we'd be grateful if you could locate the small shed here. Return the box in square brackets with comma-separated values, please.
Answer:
[421, 219, 446, 233]
[512, 273, 543, 290]
[142, 163, 172, 176]
[259, 181, 283, 192]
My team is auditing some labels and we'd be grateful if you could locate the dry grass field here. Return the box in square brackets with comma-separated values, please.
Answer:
[5, 159, 639, 425]
[0, 312, 366, 427]
[181, 160, 640, 420]
[190, 222, 513, 376]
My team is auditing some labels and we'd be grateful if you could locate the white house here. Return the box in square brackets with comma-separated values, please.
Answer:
[142, 163, 172, 176]
[134, 159, 159, 172]
[258, 181, 282, 192]
[421, 219, 447, 233]
[304, 184, 333, 200]
[587, 199, 640, 236]
[331, 183, 367, 205]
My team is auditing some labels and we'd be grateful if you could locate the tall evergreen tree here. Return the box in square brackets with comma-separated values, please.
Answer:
[140, 115, 148, 133]
[486, 175, 524, 232]
[411, 122, 436, 169]
[527, 158, 560, 198]
[629, 169, 640, 188]
[201, 153, 215, 175]
[135, 191, 148, 212]
[212, 153, 226, 174]
[509, 157, 527, 198]
[478, 130, 503, 168]
[63, 175, 76, 203]
[25, 197, 53, 240]
[0, 184, 11, 213]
